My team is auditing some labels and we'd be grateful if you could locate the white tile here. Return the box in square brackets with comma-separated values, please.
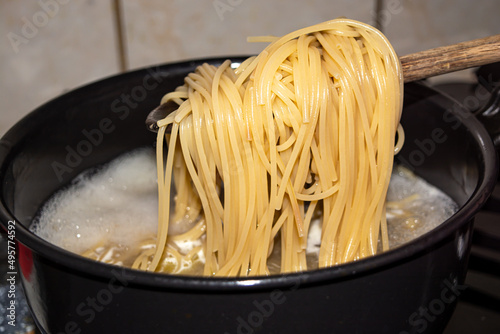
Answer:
[121, 0, 377, 70]
[0, 0, 120, 136]
[379, 0, 500, 83]
[382, 0, 500, 56]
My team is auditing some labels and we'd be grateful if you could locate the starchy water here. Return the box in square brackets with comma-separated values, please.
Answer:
[31, 149, 459, 271]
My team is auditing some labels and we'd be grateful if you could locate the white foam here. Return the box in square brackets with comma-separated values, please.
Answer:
[31, 148, 159, 254]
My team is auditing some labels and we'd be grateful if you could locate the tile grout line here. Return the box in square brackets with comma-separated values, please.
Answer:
[375, 0, 385, 33]
[112, 0, 128, 72]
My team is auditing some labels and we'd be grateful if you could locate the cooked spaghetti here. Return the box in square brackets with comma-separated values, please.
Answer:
[125, 19, 402, 276]
[124, 18, 405, 276]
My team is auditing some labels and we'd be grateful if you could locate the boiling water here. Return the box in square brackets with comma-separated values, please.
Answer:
[32, 148, 159, 260]
[385, 167, 459, 248]
[31, 148, 458, 271]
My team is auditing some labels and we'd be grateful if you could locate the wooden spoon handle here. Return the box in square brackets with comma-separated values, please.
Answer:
[400, 34, 500, 83]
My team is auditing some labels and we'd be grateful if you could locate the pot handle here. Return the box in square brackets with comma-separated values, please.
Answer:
[475, 85, 500, 149]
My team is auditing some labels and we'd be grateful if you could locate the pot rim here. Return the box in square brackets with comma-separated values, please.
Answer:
[0, 57, 498, 291]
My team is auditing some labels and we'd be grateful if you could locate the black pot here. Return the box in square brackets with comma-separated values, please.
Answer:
[0, 57, 498, 334]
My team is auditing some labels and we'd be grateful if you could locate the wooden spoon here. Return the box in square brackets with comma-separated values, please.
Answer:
[400, 34, 500, 82]
[146, 34, 500, 131]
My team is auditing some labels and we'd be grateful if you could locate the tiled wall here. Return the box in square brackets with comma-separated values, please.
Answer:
[1, 0, 499, 136]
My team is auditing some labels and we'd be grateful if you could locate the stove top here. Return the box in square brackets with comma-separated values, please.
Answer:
[444, 184, 500, 333]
